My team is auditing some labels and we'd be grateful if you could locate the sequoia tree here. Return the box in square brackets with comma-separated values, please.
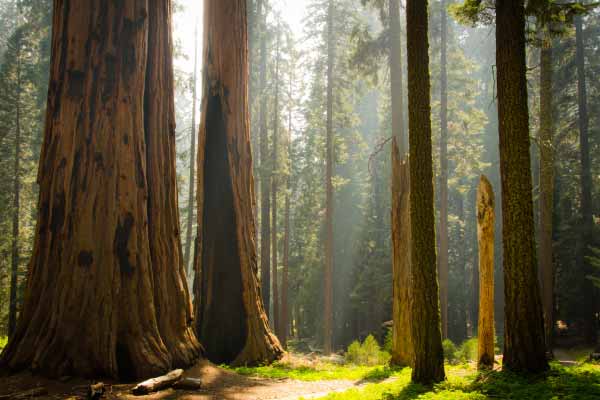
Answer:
[194, 0, 284, 366]
[496, 0, 548, 372]
[406, 0, 445, 384]
[1, 0, 201, 379]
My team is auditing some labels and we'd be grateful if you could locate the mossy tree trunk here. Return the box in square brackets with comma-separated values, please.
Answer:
[194, 0, 284, 366]
[1, 0, 200, 379]
[477, 175, 495, 370]
[406, 0, 445, 384]
[496, 0, 548, 373]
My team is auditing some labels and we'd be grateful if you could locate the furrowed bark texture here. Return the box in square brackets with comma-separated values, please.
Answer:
[496, 0, 548, 373]
[538, 42, 554, 349]
[438, 0, 449, 340]
[195, 0, 284, 366]
[406, 0, 445, 384]
[477, 175, 495, 370]
[391, 148, 413, 367]
[1, 0, 200, 379]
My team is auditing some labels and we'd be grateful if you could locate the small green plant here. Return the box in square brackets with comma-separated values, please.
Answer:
[0, 336, 7, 351]
[457, 337, 478, 362]
[443, 338, 459, 364]
[383, 327, 392, 353]
[344, 335, 390, 366]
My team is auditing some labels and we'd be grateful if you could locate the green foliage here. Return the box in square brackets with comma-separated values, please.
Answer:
[0, 335, 7, 351]
[345, 335, 391, 366]
[383, 328, 393, 354]
[457, 338, 479, 363]
[315, 363, 600, 399]
[442, 339, 459, 365]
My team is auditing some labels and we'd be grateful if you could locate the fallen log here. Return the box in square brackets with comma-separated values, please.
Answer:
[173, 377, 203, 390]
[132, 369, 183, 395]
[0, 387, 48, 399]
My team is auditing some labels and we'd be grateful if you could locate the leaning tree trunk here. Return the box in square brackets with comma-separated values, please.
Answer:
[194, 0, 284, 366]
[1, 0, 200, 379]
[574, 15, 596, 346]
[538, 38, 554, 350]
[477, 175, 495, 370]
[391, 148, 413, 366]
[438, 0, 449, 341]
[323, 0, 335, 355]
[406, 0, 445, 384]
[496, 0, 548, 373]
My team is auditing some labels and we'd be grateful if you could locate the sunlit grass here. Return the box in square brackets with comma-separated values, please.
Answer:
[228, 359, 400, 381]
[312, 362, 600, 399]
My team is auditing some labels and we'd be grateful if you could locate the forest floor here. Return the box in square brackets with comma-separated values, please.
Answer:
[0, 350, 599, 399]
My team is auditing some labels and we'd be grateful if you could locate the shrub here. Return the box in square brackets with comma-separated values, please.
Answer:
[443, 338, 459, 364]
[458, 338, 479, 362]
[345, 335, 391, 366]
[383, 327, 393, 354]
[0, 336, 7, 351]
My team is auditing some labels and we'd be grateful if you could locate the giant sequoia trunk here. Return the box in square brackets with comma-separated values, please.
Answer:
[406, 0, 445, 384]
[574, 15, 596, 346]
[538, 40, 554, 349]
[194, 0, 284, 366]
[1, 0, 200, 379]
[272, 28, 281, 338]
[496, 0, 548, 373]
[477, 175, 495, 370]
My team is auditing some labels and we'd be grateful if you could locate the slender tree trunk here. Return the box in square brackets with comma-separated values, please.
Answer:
[406, 0, 445, 384]
[389, 0, 412, 367]
[194, 0, 284, 366]
[281, 70, 294, 349]
[477, 175, 495, 370]
[574, 15, 595, 346]
[439, 0, 449, 341]
[391, 151, 413, 366]
[259, 0, 271, 317]
[8, 35, 22, 339]
[538, 39, 554, 350]
[323, 0, 335, 355]
[496, 0, 548, 373]
[1, 0, 200, 379]
[183, 19, 200, 279]
[272, 26, 281, 339]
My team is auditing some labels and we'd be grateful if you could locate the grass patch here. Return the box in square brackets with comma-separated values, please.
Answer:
[312, 362, 600, 399]
[229, 360, 399, 382]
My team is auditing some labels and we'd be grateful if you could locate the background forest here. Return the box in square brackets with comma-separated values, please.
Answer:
[0, 0, 599, 391]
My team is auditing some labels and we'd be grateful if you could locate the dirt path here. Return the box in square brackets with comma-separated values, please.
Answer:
[0, 360, 378, 400]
